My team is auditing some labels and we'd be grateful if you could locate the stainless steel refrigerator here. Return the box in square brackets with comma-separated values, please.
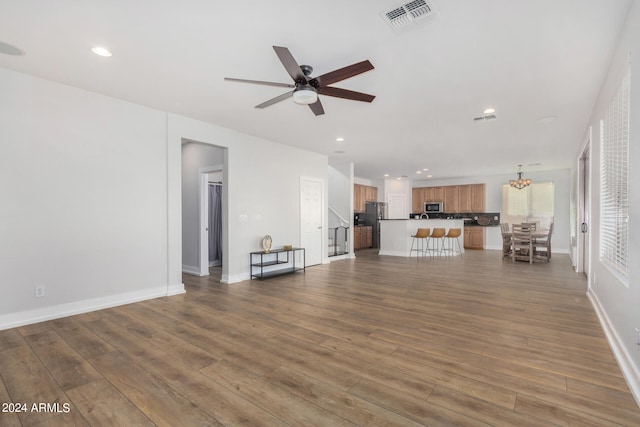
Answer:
[364, 201, 388, 249]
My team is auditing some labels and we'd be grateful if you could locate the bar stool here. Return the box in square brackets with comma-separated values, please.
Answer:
[443, 228, 463, 257]
[410, 228, 430, 257]
[426, 228, 446, 257]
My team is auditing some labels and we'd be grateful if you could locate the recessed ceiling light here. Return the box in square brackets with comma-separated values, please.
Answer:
[422, 168, 429, 171]
[91, 46, 112, 57]
[416, 171, 422, 174]
[335, 137, 344, 142]
[483, 107, 495, 114]
[537, 115, 557, 123]
[427, 175, 433, 178]
[384, 174, 389, 177]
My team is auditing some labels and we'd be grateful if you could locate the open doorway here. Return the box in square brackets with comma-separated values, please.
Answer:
[181, 141, 226, 282]
[199, 166, 223, 279]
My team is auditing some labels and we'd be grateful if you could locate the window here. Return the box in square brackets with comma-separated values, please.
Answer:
[502, 182, 555, 228]
[599, 66, 630, 282]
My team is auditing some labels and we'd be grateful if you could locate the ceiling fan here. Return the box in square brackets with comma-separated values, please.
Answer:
[225, 46, 375, 116]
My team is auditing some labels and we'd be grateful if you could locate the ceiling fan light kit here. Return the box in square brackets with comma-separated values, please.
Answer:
[292, 85, 318, 105]
[225, 45, 375, 116]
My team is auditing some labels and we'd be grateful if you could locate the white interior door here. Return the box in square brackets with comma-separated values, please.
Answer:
[300, 177, 323, 266]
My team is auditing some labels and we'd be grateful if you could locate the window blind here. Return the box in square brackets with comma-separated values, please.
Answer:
[502, 182, 554, 227]
[599, 66, 630, 280]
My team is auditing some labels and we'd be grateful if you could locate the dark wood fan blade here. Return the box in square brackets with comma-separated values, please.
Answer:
[255, 91, 293, 109]
[318, 86, 375, 103]
[224, 77, 294, 88]
[308, 98, 325, 116]
[273, 46, 306, 83]
[310, 60, 374, 87]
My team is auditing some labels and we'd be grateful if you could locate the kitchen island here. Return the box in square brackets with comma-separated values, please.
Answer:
[379, 219, 465, 257]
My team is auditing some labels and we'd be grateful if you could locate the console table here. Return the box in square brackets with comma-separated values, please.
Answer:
[250, 248, 305, 280]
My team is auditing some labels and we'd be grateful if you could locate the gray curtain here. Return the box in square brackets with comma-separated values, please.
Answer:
[208, 184, 223, 263]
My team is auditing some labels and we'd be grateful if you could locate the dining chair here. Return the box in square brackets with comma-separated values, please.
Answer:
[500, 223, 512, 259]
[511, 223, 534, 263]
[533, 222, 553, 262]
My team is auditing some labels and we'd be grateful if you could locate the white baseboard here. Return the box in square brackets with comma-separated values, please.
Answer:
[588, 289, 640, 406]
[378, 250, 406, 257]
[328, 253, 354, 262]
[167, 283, 186, 296]
[182, 264, 201, 276]
[221, 272, 250, 284]
[0, 285, 183, 331]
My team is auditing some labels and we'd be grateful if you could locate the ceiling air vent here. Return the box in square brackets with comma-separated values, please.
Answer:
[382, 0, 435, 33]
[473, 114, 497, 123]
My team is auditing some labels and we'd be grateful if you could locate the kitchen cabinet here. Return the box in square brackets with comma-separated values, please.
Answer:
[470, 184, 486, 212]
[464, 227, 485, 249]
[424, 187, 443, 202]
[354, 184, 366, 212]
[365, 186, 377, 203]
[354, 227, 362, 250]
[443, 186, 459, 213]
[412, 184, 485, 214]
[412, 187, 425, 213]
[354, 184, 377, 212]
[354, 226, 373, 250]
[458, 185, 472, 212]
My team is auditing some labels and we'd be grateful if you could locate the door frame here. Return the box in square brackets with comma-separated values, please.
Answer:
[199, 164, 224, 276]
[577, 136, 591, 279]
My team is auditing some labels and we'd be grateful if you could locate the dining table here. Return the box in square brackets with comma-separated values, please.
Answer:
[503, 225, 551, 262]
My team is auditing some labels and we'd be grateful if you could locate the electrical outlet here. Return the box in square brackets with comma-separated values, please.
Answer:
[636, 328, 640, 349]
[35, 285, 45, 298]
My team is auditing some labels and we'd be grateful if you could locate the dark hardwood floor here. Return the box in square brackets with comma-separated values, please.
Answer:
[1, 249, 639, 426]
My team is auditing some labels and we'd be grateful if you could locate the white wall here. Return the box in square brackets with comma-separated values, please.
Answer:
[580, 1, 640, 403]
[383, 179, 412, 219]
[413, 169, 572, 253]
[328, 163, 352, 228]
[181, 142, 224, 273]
[0, 67, 177, 329]
[0, 66, 329, 329]
[167, 114, 329, 283]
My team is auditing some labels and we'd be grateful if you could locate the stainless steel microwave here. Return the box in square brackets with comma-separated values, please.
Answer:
[424, 202, 443, 213]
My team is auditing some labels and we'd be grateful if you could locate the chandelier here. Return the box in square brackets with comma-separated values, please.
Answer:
[509, 165, 532, 190]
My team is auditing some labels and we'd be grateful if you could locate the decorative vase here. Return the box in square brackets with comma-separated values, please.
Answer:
[262, 235, 272, 252]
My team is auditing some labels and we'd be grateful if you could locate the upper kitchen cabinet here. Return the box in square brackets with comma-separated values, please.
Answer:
[458, 185, 472, 212]
[457, 184, 486, 212]
[443, 186, 459, 213]
[424, 187, 444, 202]
[470, 184, 486, 212]
[354, 184, 378, 212]
[365, 186, 378, 204]
[412, 187, 425, 213]
[412, 183, 486, 213]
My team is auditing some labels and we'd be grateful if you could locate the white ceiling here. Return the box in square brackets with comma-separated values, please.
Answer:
[0, 0, 632, 180]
